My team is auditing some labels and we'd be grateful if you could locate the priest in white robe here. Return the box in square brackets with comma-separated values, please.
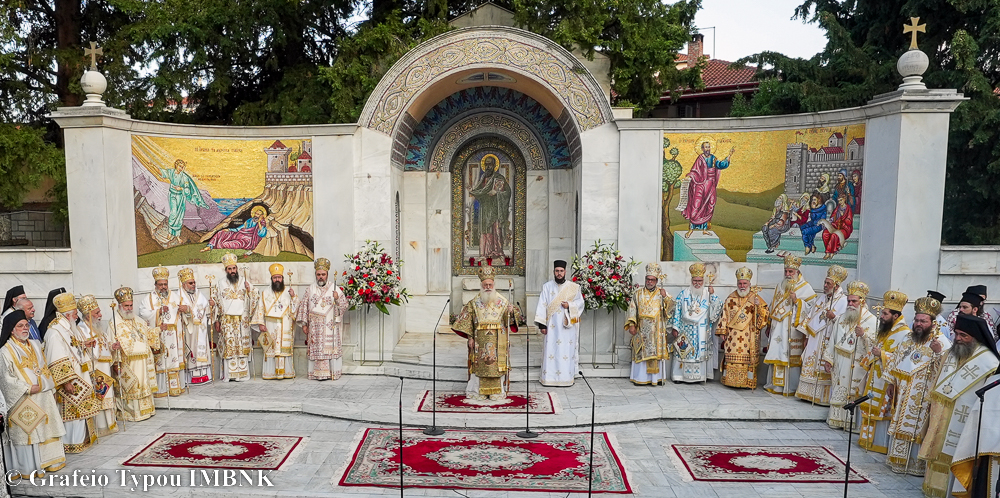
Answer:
[764, 254, 816, 395]
[534, 260, 584, 387]
[625, 263, 674, 386]
[671, 263, 722, 383]
[858, 290, 911, 454]
[76, 295, 118, 438]
[796, 265, 848, 405]
[108, 287, 158, 421]
[137, 265, 185, 396]
[175, 268, 212, 385]
[0, 310, 66, 477]
[43, 293, 102, 454]
[210, 253, 258, 382]
[919, 314, 999, 497]
[883, 295, 951, 475]
[257, 263, 297, 380]
[822, 280, 878, 429]
[295, 258, 349, 380]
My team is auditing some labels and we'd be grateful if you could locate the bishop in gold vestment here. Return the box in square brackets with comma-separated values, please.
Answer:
[452, 266, 522, 400]
[857, 290, 911, 454]
[717, 267, 769, 389]
[625, 263, 674, 386]
[108, 287, 158, 422]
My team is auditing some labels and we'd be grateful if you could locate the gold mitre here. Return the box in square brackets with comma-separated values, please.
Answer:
[477, 265, 498, 282]
[77, 294, 99, 315]
[913, 296, 942, 317]
[269, 263, 284, 276]
[735, 267, 753, 281]
[315, 258, 331, 271]
[221, 253, 239, 267]
[178, 267, 195, 283]
[846, 280, 869, 299]
[645, 263, 662, 278]
[689, 263, 707, 278]
[152, 265, 169, 282]
[114, 286, 133, 303]
[826, 265, 848, 286]
[882, 290, 908, 313]
[53, 292, 77, 313]
[783, 254, 802, 269]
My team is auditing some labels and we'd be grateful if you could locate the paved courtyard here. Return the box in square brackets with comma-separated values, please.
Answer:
[9, 375, 923, 497]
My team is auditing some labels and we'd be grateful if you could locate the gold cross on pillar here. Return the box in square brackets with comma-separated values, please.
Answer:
[903, 17, 926, 50]
[84, 41, 103, 71]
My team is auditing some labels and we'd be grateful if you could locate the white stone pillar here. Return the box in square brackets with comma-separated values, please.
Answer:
[858, 89, 965, 298]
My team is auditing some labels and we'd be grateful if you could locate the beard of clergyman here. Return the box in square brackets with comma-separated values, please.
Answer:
[481, 289, 499, 306]
[952, 340, 978, 364]
[911, 322, 934, 344]
[555, 276, 565, 285]
[271, 280, 284, 292]
[157, 289, 168, 299]
[843, 306, 860, 325]
[780, 277, 795, 294]
[736, 288, 749, 298]
[120, 309, 135, 320]
[877, 316, 895, 338]
[317, 278, 326, 287]
[227, 272, 239, 284]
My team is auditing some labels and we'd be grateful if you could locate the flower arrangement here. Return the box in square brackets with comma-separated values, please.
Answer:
[342, 240, 410, 314]
[571, 240, 639, 312]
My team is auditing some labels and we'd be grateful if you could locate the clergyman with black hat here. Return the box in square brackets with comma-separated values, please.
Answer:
[948, 285, 995, 339]
[927, 290, 953, 341]
[534, 259, 584, 387]
[919, 314, 999, 497]
[882, 295, 951, 476]
[0, 309, 67, 477]
[1, 285, 25, 319]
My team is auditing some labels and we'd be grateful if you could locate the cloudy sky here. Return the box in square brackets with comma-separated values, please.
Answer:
[692, 0, 829, 62]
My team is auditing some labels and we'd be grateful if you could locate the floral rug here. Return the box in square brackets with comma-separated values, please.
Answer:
[123, 433, 302, 469]
[338, 428, 631, 492]
[416, 390, 557, 414]
[671, 444, 868, 483]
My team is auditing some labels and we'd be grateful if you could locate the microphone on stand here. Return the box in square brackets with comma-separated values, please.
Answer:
[975, 378, 1000, 400]
[842, 393, 871, 411]
[842, 392, 871, 498]
[517, 302, 538, 439]
[398, 376, 404, 497]
[579, 371, 596, 498]
[423, 299, 450, 436]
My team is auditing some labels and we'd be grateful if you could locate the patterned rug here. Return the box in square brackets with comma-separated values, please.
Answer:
[124, 433, 302, 469]
[671, 445, 868, 483]
[416, 390, 557, 414]
[339, 428, 631, 493]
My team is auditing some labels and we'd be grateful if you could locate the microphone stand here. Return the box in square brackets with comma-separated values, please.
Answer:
[974, 385, 987, 498]
[423, 299, 449, 436]
[516, 299, 537, 439]
[580, 370, 596, 498]
[398, 376, 404, 497]
[842, 392, 870, 498]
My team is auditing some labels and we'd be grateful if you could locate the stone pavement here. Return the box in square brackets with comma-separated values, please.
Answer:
[11, 409, 922, 497]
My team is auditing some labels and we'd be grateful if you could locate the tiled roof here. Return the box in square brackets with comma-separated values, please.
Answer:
[820, 146, 844, 154]
[297, 151, 312, 160]
[700, 59, 757, 88]
[850, 137, 865, 146]
[268, 140, 288, 149]
[832, 132, 844, 138]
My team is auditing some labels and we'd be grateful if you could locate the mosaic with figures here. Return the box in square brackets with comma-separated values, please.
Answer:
[662, 125, 865, 269]
[451, 137, 526, 275]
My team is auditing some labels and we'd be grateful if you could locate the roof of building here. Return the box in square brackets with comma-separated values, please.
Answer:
[820, 146, 844, 154]
[267, 140, 288, 150]
[665, 58, 759, 101]
[297, 151, 312, 160]
[832, 132, 844, 138]
[850, 137, 865, 146]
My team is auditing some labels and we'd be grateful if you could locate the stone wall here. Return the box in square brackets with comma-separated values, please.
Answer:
[0, 211, 68, 247]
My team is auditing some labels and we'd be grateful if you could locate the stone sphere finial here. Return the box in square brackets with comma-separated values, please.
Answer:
[81, 41, 107, 107]
[897, 17, 928, 90]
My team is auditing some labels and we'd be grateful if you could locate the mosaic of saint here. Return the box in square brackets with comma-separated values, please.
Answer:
[451, 139, 527, 275]
[661, 124, 865, 268]
[131, 135, 314, 267]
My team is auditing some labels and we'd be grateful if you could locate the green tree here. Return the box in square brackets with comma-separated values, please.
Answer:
[514, 0, 704, 114]
[661, 137, 682, 260]
[730, 0, 1000, 244]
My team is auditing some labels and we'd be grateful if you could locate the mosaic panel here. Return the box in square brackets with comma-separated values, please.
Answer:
[661, 124, 866, 269]
[361, 28, 611, 135]
[430, 112, 546, 171]
[451, 137, 527, 276]
[405, 87, 569, 171]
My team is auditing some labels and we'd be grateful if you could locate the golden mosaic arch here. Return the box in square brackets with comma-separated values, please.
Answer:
[360, 27, 613, 136]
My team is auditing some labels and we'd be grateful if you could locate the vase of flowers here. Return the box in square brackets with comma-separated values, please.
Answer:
[571, 240, 639, 312]
[342, 240, 410, 315]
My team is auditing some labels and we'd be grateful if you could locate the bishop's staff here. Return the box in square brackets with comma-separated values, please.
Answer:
[107, 301, 126, 433]
[242, 265, 256, 380]
[206, 275, 218, 384]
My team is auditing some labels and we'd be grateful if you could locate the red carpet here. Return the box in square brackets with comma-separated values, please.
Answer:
[339, 428, 631, 492]
[671, 444, 868, 483]
[124, 433, 302, 470]
[416, 390, 556, 414]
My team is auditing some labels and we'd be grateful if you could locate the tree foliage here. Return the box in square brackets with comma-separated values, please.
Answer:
[515, 0, 704, 114]
[729, 0, 1000, 244]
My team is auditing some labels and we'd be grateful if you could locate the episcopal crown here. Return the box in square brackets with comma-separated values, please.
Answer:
[689, 263, 706, 278]
[846, 281, 870, 299]
[826, 265, 848, 286]
[913, 296, 942, 317]
[221, 253, 239, 267]
[178, 267, 195, 283]
[269, 263, 284, 277]
[645, 263, 661, 278]
[477, 265, 498, 282]
[77, 294, 99, 315]
[53, 292, 77, 313]
[152, 265, 169, 281]
[735, 267, 753, 281]
[114, 286, 133, 304]
[882, 290, 908, 313]
[783, 254, 802, 269]
[315, 258, 331, 271]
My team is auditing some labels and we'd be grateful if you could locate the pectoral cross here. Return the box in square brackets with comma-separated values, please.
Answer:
[960, 364, 981, 380]
[903, 17, 926, 50]
[84, 41, 103, 70]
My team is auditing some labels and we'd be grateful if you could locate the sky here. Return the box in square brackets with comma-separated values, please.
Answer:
[692, 0, 829, 62]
